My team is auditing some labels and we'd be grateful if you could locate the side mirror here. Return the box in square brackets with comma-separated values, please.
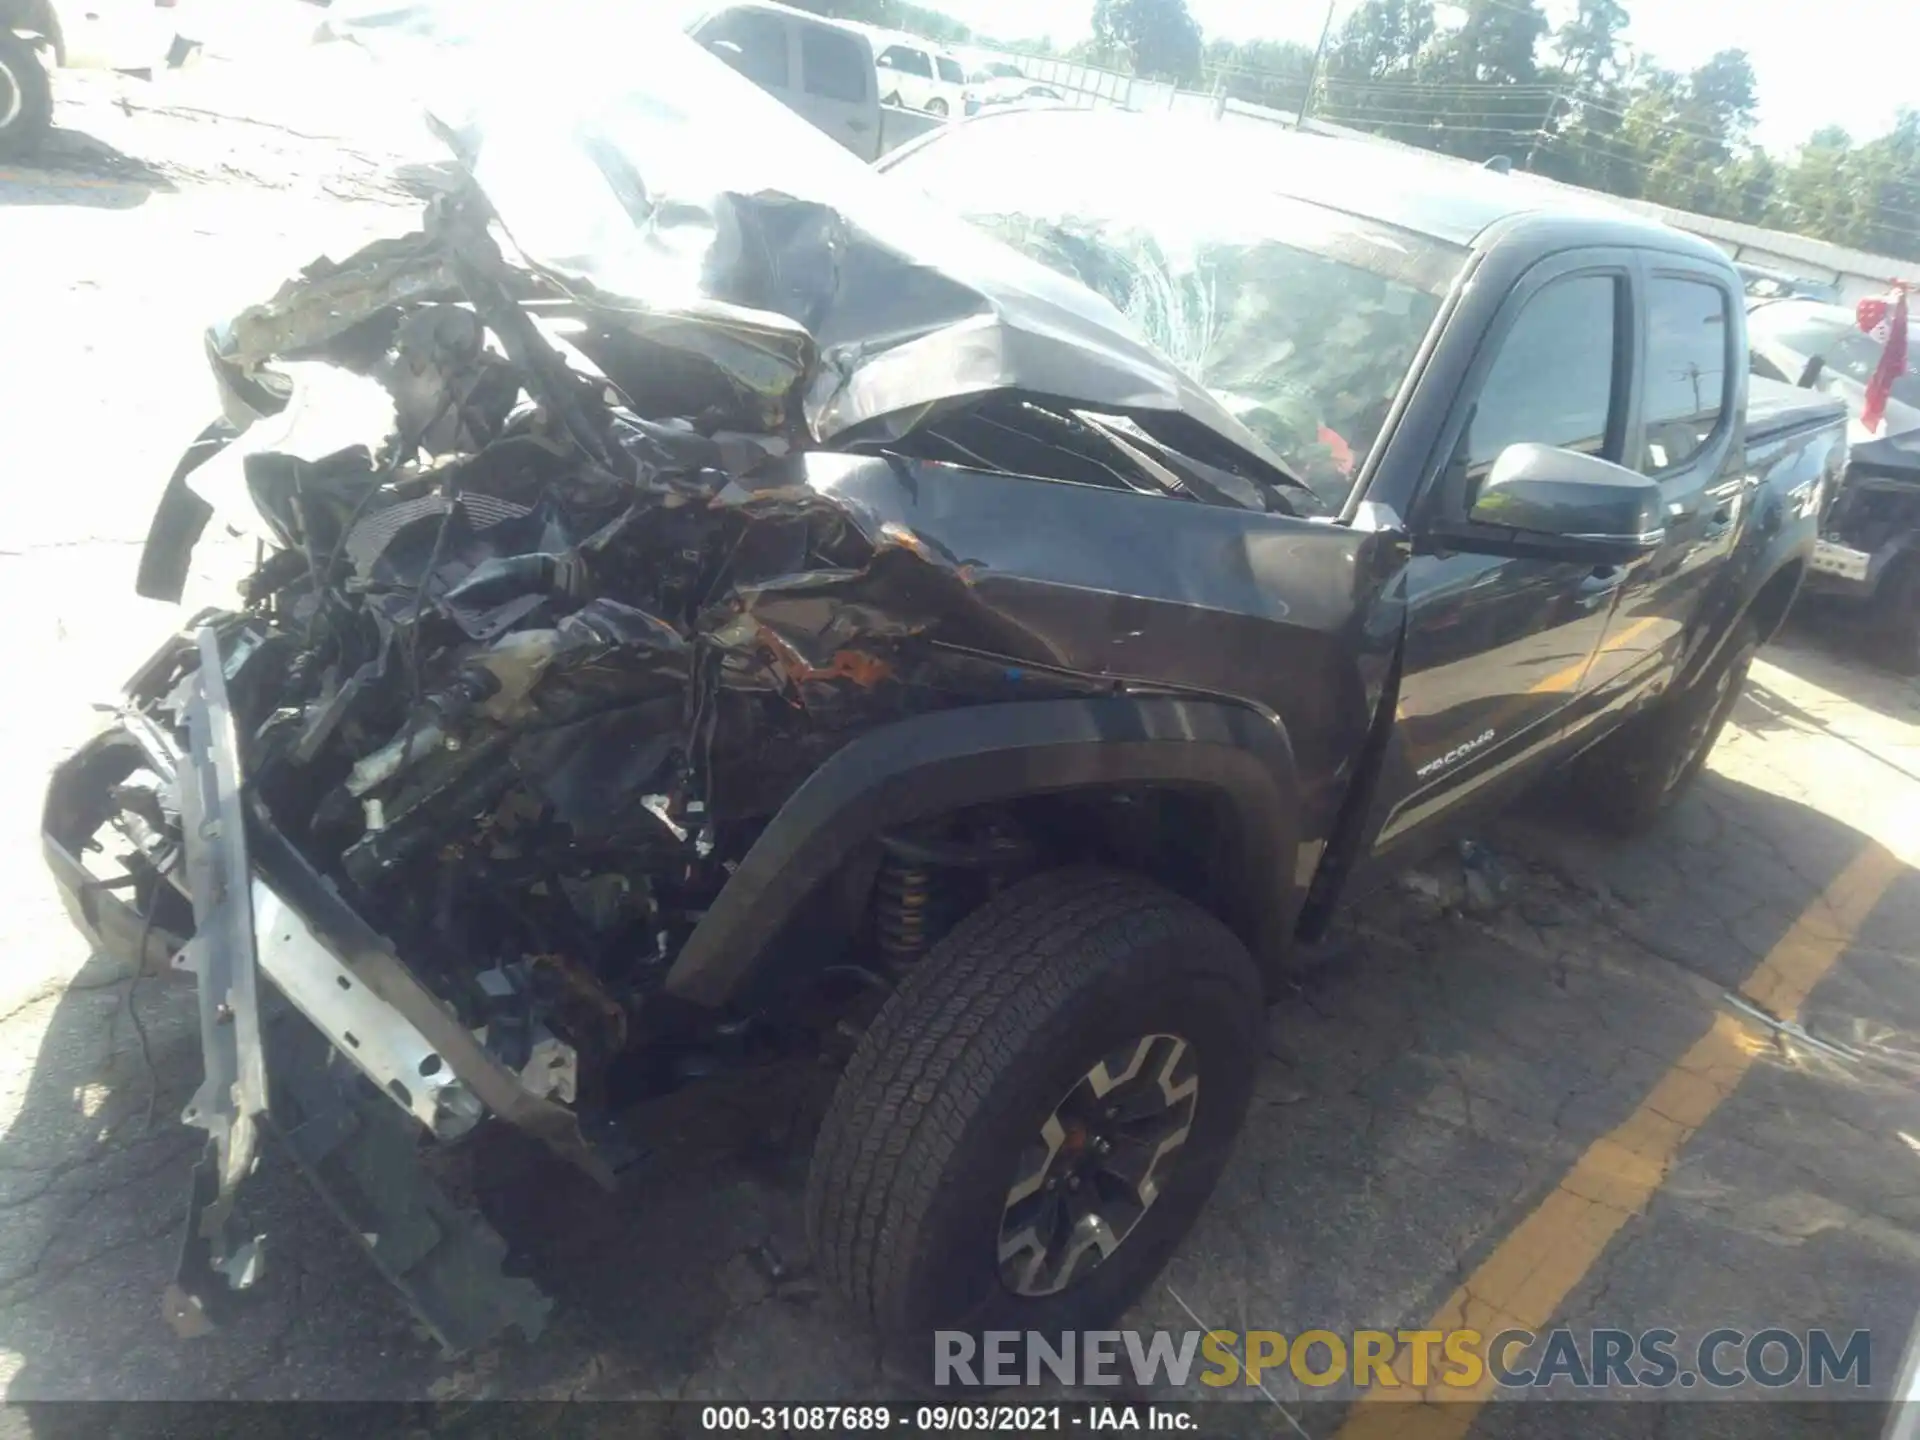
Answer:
[1459, 443, 1664, 565]
[876, 53, 895, 68]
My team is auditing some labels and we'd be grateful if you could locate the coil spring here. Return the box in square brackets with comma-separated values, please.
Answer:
[875, 855, 933, 964]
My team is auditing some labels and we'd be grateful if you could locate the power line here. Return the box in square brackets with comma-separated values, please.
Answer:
[1309, 72, 1918, 196]
[994, 28, 1920, 247]
[1316, 113, 1542, 136]
[1319, 76, 1564, 94]
[1305, 105, 1920, 231]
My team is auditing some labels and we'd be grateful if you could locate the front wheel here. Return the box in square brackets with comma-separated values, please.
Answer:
[805, 869, 1261, 1361]
[1573, 620, 1758, 834]
[0, 33, 53, 159]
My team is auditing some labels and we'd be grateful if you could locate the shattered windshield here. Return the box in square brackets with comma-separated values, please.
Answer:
[884, 108, 1467, 506]
[313, 0, 1308, 502]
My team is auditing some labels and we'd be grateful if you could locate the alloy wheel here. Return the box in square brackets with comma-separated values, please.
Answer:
[996, 1033, 1199, 1298]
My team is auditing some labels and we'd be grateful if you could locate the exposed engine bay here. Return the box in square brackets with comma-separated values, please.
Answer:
[127, 167, 1304, 1089]
[45, 50, 1317, 1347]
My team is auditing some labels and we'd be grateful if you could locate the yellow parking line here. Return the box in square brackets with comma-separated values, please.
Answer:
[1527, 616, 1662, 697]
[1334, 840, 1903, 1440]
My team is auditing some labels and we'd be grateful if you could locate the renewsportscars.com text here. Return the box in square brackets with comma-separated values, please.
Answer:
[934, 1327, 1872, 1391]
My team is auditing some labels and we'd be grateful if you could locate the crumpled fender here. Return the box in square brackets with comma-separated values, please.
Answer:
[663, 694, 1302, 1007]
[136, 420, 235, 603]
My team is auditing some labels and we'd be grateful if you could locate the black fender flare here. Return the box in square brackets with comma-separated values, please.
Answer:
[662, 696, 1303, 1007]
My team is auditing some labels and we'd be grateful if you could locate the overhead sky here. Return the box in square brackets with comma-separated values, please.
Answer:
[934, 0, 1913, 153]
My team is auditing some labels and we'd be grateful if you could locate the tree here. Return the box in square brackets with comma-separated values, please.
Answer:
[1529, 0, 1628, 183]
[1413, 0, 1551, 163]
[1615, 51, 1759, 214]
[1204, 37, 1314, 115]
[1320, 0, 1436, 134]
[1326, 0, 1435, 79]
[1774, 115, 1920, 263]
[1092, 0, 1203, 83]
[1723, 150, 1780, 226]
[1554, 0, 1628, 88]
[1849, 110, 1920, 260]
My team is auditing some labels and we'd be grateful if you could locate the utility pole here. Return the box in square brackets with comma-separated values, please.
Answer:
[1294, 0, 1338, 131]
[1523, 82, 1568, 171]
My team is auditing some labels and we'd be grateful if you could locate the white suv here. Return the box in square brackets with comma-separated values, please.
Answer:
[872, 35, 964, 117]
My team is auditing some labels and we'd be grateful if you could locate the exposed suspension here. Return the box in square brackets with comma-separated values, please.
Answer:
[874, 847, 933, 964]
[873, 821, 1035, 968]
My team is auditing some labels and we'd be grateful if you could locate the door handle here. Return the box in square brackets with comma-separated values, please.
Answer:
[1577, 565, 1624, 608]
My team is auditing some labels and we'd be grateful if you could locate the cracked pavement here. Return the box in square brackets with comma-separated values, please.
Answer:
[4, 46, 1920, 1434]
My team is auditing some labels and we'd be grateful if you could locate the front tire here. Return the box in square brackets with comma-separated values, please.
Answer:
[0, 33, 53, 160]
[806, 869, 1261, 1362]
[1574, 620, 1758, 834]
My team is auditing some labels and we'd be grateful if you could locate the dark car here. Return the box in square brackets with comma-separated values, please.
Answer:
[43, 14, 1843, 1366]
[1749, 296, 1920, 667]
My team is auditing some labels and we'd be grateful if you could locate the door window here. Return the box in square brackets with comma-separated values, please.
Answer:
[800, 25, 869, 103]
[936, 55, 965, 84]
[1642, 276, 1730, 472]
[879, 45, 933, 77]
[1463, 274, 1621, 486]
[701, 9, 789, 90]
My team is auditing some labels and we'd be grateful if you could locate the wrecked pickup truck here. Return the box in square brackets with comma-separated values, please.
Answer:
[42, 23, 1848, 1364]
[1748, 295, 1920, 670]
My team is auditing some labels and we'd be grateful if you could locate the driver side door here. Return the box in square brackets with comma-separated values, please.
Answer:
[1366, 252, 1640, 859]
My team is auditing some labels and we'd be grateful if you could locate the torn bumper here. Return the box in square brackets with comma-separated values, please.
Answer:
[40, 626, 613, 1353]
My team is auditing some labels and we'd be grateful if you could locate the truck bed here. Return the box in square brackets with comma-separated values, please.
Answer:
[1747, 374, 1848, 443]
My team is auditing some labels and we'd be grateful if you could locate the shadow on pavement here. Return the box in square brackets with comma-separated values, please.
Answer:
[1737, 680, 1920, 789]
[1763, 613, 1920, 725]
[0, 770, 1913, 1412]
[0, 130, 174, 209]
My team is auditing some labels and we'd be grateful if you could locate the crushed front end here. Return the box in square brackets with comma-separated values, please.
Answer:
[45, 626, 572, 1349]
[40, 10, 1321, 1350]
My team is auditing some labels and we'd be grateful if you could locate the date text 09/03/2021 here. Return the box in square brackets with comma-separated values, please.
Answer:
[700, 1405, 1194, 1431]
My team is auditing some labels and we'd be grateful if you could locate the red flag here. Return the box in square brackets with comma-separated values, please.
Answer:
[1861, 286, 1909, 435]
[1857, 296, 1893, 339]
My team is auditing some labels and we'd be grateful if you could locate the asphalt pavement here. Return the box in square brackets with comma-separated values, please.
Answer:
[5, 53, 1920, 1437]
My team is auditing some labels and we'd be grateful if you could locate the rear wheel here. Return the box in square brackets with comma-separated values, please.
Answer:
[1869, 557, 1920, 675]
[1573, 620, 1758, 834]
[0, 33, 53, 159]
[925, 97, 949, 117]
[806, 868, 1261, 1362]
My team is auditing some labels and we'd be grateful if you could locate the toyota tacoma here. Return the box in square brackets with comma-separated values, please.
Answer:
[41, 9, 1846, 1362]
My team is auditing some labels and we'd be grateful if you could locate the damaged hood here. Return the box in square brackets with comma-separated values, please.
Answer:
[277, 0, 1302, 477]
